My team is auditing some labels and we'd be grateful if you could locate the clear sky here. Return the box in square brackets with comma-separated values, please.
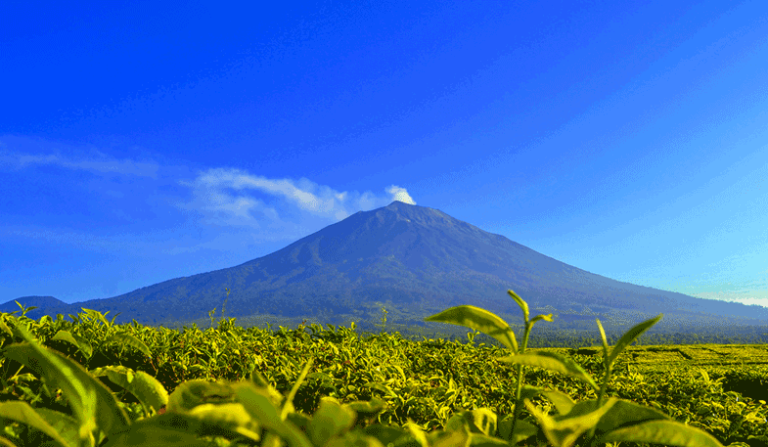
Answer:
[1, 1, 766, 308]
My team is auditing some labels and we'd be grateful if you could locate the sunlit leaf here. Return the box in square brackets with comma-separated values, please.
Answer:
[607, 315, 662, 366]
[500, 351, 599, 391]
[598, 419, 725, 447]
[507, 289, 529, 323]
[424, 305, 518, 354]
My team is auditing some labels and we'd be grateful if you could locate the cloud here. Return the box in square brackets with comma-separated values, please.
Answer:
[176, 167, 417, 226]
[0, 136, 417, 254]
[0, 223, 164, 254]
[0, 135, 160, 178]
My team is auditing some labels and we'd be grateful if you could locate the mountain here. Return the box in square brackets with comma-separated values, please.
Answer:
[4, 201, 768, 336]
[0, 296, 68, 313]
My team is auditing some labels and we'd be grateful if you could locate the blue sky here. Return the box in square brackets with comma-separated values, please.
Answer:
[1, 1, 766, 309]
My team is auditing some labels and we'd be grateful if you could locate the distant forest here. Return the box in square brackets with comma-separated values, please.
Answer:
[150, 311, 768, 350]
[4, 297, 767, 350]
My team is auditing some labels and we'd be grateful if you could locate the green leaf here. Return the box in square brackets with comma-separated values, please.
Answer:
[109, 399, 264, 445]
[0, 401, 72, 447]
[89, 365, 169, 416]
[530, 314, 554, 325]
[562, 398, 669, 431]
[607, 314, 662, 367]
[344, 397, 388, 423]
[525, 397, 618, 447]
[432, 424, 472, 447]
[507, 289, 529, 323]
[83, 308, 112, 330]
[539, 389, 576, 416]
[499, 415, 539, 444]
[2, 321, 132, 438]
[306, 398, 356, 446]
[445, 408, 498, 437]
[403, 419, 430, 446]
[166, 379, 240, 412]
[234, 383, 314, 447]
[499, 352, 599, 391]
[186, 402, 264, 441]
[424, 305, 518, 354]
[34, 406, 96, 446]
[519, 385, 543, 402]
[101, 332, 153, 359]
[51, 330, 94, 359]
[529, 313, 554, 333]
[281, 358, 314, 419]
[456, 432, 513, 445]
[0, 316, 13, 337]
[101, 417, 220, 447]
[597, 419, 725, 447]
[595, 318, 609, 361]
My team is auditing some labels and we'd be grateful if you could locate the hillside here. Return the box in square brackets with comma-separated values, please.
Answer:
[3, 201, 767, 336]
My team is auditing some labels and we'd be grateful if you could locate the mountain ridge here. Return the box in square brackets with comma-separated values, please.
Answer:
[4, 201, 767, 335]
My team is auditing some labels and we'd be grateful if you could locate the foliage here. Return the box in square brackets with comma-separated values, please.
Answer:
[0, 291, 766, 447]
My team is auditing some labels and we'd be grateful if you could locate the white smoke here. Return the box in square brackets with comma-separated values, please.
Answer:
[177, 168, 417, 227]
[386, 185, 416, 205]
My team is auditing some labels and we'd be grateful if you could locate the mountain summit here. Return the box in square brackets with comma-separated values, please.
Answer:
[4, 201, 767, 333]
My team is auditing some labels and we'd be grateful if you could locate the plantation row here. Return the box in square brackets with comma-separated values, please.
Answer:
[0, 289, 766, 446]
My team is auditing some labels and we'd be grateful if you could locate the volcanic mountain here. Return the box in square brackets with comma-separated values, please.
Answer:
[4, 201, 768, 336]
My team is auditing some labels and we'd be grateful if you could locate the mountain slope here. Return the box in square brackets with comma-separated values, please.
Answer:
[4, 201, 768, 333]
[0, 296, 68, 314]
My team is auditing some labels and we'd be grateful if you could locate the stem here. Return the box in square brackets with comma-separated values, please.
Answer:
[509, 321, 533, 444]
[584, 361, 613, 446]
[509, 365, 526, 442]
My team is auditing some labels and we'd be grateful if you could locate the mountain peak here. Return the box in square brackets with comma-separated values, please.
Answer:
[386, 200, 416, 208]
[5, 201, 768, 333]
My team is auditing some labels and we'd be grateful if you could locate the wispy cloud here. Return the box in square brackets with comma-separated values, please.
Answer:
[175, 166, 416, 226]
[0, 136, 417, 256]
[0, 223, 159, 254]
[0, 136, 160, 178]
